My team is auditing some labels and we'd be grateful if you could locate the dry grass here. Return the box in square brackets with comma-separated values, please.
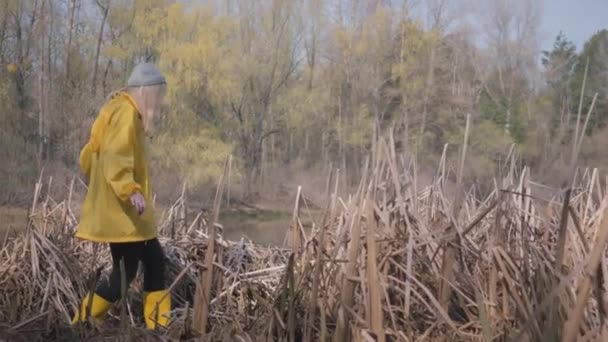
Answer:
[2, 136, 608, 341]
[0, 206, 28, 236]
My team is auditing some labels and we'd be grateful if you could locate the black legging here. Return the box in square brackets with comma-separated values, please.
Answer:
[96, 238, 167, 302]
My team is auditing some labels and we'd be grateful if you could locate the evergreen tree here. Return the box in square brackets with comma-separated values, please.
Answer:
[541, 31, 577, 135]
[570, 29, 608, 134]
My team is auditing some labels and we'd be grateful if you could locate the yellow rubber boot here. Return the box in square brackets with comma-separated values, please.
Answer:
[143, 290, 171, 329]
[71, 293, 112, 324]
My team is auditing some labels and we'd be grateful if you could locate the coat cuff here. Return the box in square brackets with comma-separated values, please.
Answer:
[121, 183, 142, 202]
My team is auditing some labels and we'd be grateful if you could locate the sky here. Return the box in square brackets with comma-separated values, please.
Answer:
[405, 0, 607, 55]
[540, 0, 608, 52]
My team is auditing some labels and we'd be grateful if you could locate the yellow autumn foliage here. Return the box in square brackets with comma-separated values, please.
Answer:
[100, 2, 240, 190]
[152, 124, 235, 190]
[0, 0, 557, 200]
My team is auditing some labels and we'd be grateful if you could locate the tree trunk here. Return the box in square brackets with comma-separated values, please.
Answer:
[13, 2, 28, 111]
[46, 0, 53, 161]
[0, 16, 7, 62]
[307, 27, 316, 90]
[65, 0, 77, 82]
[24, 0, 40, 61]
[241, 108, 265, 198]
[419, 44, 436, 144]
[321, 130, 327, 165]
[451, 57, 457, 96]
[261, 129, 266, 191]
[505, 108, 511, 135]
[270, 121, 275, 166]
[92, 1, 110, 95]
[102, 59, 112, 97]
[338, 83, 343, 161]
[37, 2, 47, 168]
[289, 129, 293, 163]
[403, 102, 410, 149]
[304, 130, 309, 156]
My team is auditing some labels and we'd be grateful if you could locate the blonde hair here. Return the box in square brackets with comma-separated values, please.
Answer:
[127, 84, 166, 132]
[104, 83, 166, 132]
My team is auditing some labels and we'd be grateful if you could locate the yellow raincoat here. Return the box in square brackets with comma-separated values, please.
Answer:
[76, 92, 156, 243]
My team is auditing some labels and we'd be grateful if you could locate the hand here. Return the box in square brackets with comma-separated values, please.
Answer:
[130, 192, 146, 215]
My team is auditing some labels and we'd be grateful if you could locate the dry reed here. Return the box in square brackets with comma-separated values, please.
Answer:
[2, 138, 608, 341]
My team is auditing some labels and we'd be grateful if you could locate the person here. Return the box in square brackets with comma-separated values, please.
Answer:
[71, 62, 171, 330]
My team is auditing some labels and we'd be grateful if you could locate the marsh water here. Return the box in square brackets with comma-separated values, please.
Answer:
[219, 206, 319, 246]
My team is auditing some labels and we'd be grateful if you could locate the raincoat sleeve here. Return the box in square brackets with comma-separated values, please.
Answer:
[101, 108, 142, 202]
[79, 142, 92, 178]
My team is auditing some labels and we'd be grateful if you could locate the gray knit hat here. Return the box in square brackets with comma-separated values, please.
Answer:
[127, 62, 166, 87]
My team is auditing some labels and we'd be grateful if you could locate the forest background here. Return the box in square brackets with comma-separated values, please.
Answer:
[1, 0, 607, 210]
